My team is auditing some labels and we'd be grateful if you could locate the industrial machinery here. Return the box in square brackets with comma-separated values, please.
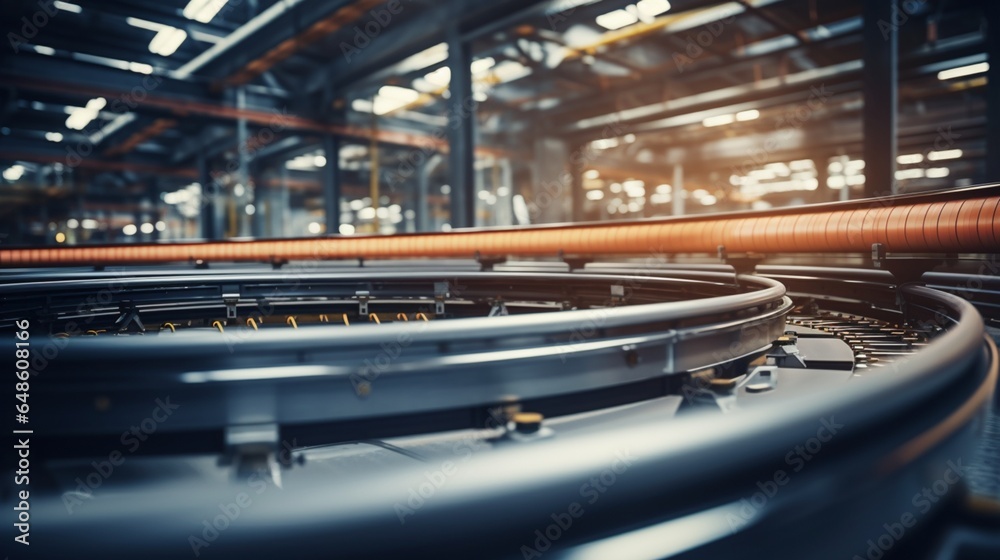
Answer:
[2, 185, 998, 559]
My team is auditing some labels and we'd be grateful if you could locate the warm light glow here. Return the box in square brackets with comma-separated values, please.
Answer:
[703, 114, 735, 127]
[183, 0, 229, 24]
[54, 1, 82, 13]
[55, 232, 66, 243]
[65, 97, 106, 130]
[596, 9, 639, 30]
[636, 0, 672, 18]
[123, 224, 137, 236]
[736, 109, 759, 121]
[928, 149, 962, 161]
[149, 27, 188, 56]
[926, 167, 950, 179]
[897, 153, 924, 165]
[895, 168, 925, 180]
[937, 62, 989, 81]
[3, 165, 25, 181]
[373, 85, 421, 115]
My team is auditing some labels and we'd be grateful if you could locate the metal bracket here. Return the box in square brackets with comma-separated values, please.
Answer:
[871, 243, 955, 285]
[610, 284, 626, 306]
[223, 423, 284, 485]
[112, 301, 145, 334]
[356, 290, 370, 316]
[475, 252, 506, 272]
[434, 282, 448, 315]
[488, 299, 509, 317]
[718, 245, 764, 277]
[560, 252, 593, 272]
[222, 284, 240, 320]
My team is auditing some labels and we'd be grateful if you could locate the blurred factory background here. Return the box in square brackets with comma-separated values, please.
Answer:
[0, 0, 994, 245]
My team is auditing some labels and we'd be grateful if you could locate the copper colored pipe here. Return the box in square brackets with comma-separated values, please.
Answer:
[3, 188, 998, 267]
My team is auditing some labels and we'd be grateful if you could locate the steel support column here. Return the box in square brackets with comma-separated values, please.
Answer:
[447, 28, 475, 229]
[987, 1, 1000, 181]
[198, 155, 217, 240]
[672, 164, 685, 217]
[571, 142, 585, 222]
[323, 135, 341, 235]
[862, 0, 898, 198]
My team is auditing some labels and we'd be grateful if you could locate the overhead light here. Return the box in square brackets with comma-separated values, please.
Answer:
[895, 168, 925, 180]
[3, 165, 25, 181]
[140, 223, 154, 234]
[471, 57, 496, 75]
[586, 190, 605, 201]
[937, 62, 988, 81]
[490, 60, 531, 83]
[54, 1, 82, 13]
[827, 176, 846, 189]
[928, 149, 963, 161]
[749, 169, 776, 180]
[129, 62, 154, 74]
[846, 174, 866, 186]
[308, 222, 322, 234]
[55, 232, 66, 243]
[623, 179, 645, 197]
[67, 218, 79, 229]
[65, 97, 106, 130]
[703, 114, 735, 127]
[149, 27, 187, 56]
[701, 195, 718, 205]
[245, 204, 255, 215]
[81, 219, 98, 230]
[636, 0, 672, 18]
[896, 153, 923, 165]
[339, 224, 355, 235]
[155, 221, 166, 232]
[789, 159, 814, 171]
[596, 9, 639, 30]
[34, 45, 55, 56]
[123, 224, 137, 236]
[126, 17, 168, 31]
[313, 155, 327, 167]
[583, 169, 600, 180]
[233, 183, 245, 196]
[691, 188, 709, 199]
[591, 138, 619, 150]
[45, 132, 63, 142]
[736, 109, 760, 121]
[656, 184, 672, 194]
[373, 85, 420, 115]
[926, 167, 950, 179]
[183, 0, 229, 24]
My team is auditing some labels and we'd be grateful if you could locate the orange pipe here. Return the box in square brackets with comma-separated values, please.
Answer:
[2, 191, 998, 267]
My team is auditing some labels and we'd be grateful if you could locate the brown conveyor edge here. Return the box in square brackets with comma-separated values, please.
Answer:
[2, 184, 998, 267]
